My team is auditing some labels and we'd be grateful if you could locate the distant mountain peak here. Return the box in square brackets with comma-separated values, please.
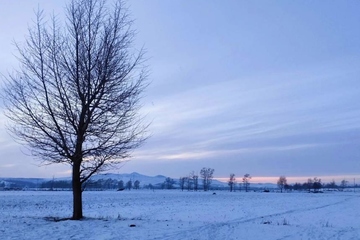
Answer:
[155, 174, 166, 178]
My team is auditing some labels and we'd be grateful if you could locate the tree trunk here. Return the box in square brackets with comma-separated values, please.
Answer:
[72, 162, 83, 220]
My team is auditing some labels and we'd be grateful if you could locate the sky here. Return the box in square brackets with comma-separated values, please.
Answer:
[0, 1, 359, 183]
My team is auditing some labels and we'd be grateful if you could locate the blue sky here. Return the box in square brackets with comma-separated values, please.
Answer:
[0, 1, 359, 183]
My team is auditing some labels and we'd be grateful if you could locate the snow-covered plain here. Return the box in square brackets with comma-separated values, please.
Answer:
[1, 190, 359, 240]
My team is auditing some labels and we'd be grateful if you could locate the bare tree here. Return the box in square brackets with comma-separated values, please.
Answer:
[313, 177, 322, 192]
[228, 173, 236, 192]
[179, 177, 186, 191]
[192, 173, 199, 191]
[126, 180, 132, 190]
[242, 174, 251, 192]
[2, 0, 147, 220]
[186, 176, 193, 191]
[326, 180, 337, 190]
[293, 182, 302, 191]
[306, 178, 313, 192]
[134, 180, 140, 190]
[164, 177, 175, 189]
[200, 167, 214, 191]
[340, 179, 348, 191]
[187, 171, 198, 191]
[277, 176, 287, 193]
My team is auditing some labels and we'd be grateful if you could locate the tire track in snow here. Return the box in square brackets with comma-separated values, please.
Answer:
[233, 195, 357, 224]
[151, 195, 359, 240]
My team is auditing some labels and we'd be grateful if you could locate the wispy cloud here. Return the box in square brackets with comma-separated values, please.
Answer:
[135, 143, 322, 161]
[0, 164, 16, 168]
[144, 64, 360, 146]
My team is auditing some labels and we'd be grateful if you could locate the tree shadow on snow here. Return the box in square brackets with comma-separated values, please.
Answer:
[43, 217, 73, 222]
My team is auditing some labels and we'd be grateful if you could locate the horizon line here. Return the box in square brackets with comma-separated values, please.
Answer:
[1, 172, 360, 185]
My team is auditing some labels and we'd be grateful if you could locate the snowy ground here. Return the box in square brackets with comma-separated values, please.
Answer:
[1, 190, 360, 240]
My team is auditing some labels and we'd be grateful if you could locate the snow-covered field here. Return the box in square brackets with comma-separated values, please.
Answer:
[1, 190, 359, 240]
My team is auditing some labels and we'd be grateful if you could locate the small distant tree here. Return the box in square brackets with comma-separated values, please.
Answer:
[200, 167, 214, 191]
[306, 178, 313, 192]
[340, 179, 348, 191]
[293, 182, 302, 191]
[143, 183, 154, 190]
[134, 180, 140, 190]
[313, 177, 322, 192]
[179, 177, 186, 191]
[284, 184, 291, 192]
[118, 180, 124, 190]
[188, 171, 199, 191]
[277, 176, 287, 193]
[326, 180, 337, 190]
[126, 180, 132, 190]
[186, 176, 193, 191]
[164, 177, 175, 189]
[243, 174, 251, 192]
[193, 174, 199, 191]
[228, 173, 236, 192]
[330, 180, 336, 188]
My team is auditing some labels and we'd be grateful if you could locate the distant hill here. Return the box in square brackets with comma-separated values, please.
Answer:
[0, 178, 45, 189]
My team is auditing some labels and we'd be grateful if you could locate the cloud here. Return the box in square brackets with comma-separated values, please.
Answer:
[134, 62, 360, 180]
[135, 143, 321, 161]
[144, 64, 360, 147]
[0, 164, 16, 168]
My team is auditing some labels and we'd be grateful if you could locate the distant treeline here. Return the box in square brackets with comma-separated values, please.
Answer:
[0, 178, 167, 191]
[1, 175, 359, 192]
[40, 179, 152, 190]
[279, 178, 357, 192]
